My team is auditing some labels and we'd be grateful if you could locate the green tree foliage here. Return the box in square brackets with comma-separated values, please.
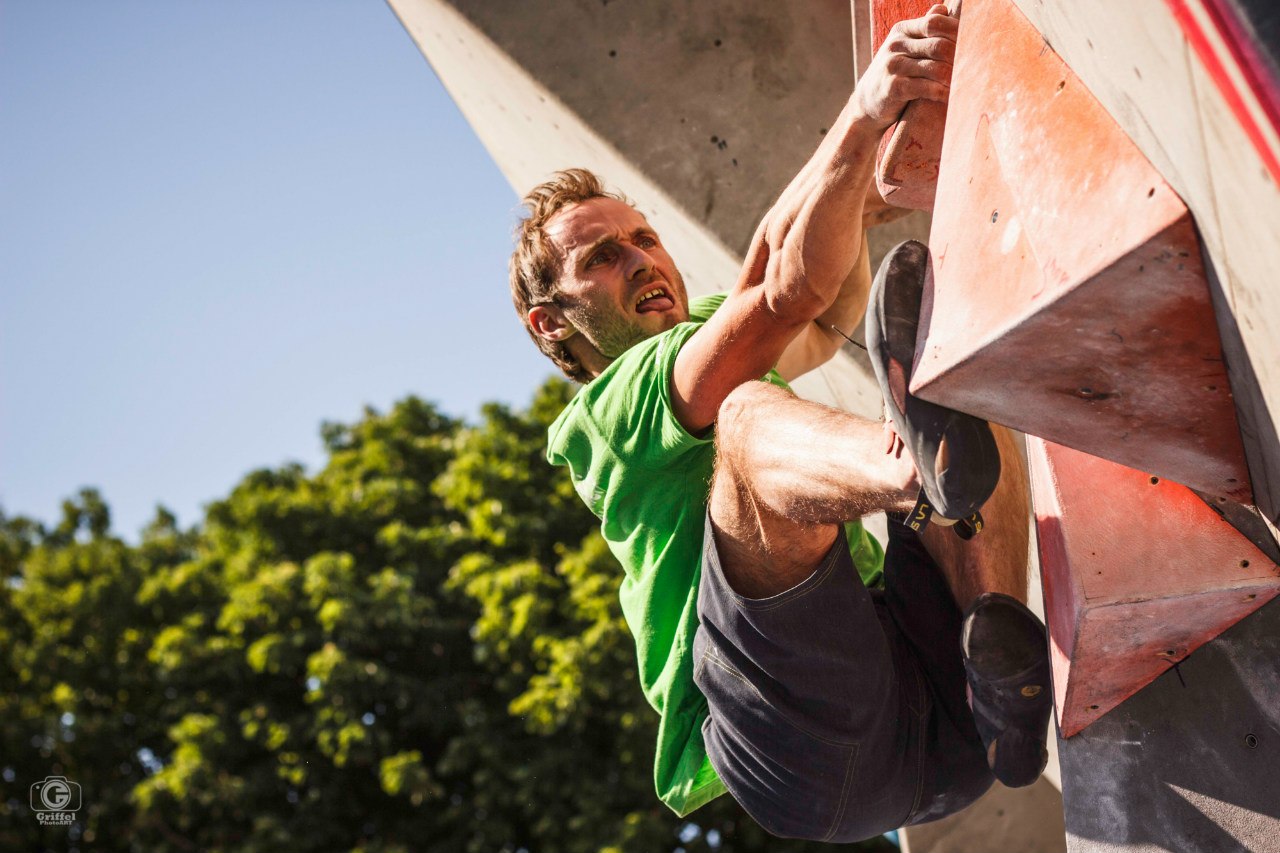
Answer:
[0, 380, 891, 853]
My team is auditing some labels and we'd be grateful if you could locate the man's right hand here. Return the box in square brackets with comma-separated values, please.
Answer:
[855, 4, 958, 132]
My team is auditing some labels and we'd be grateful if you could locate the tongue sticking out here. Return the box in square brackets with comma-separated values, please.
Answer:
[636, 294, 674, 314]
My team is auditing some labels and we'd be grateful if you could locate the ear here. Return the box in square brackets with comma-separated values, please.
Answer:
[528, 304, 577, 342]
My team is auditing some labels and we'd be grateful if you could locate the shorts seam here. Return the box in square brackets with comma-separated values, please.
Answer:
[821, 741, 861, 843]
[905, 651, 929, 716]
[730, 536, 846, 612]
[693, 644, 707, 682]
[907, 712, 928, 824]
[902, 657, 932, 825]
[701, 648, 765, 703]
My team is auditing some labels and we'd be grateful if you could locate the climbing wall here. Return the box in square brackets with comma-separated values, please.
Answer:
[911, 0, 1252, 503]
[1029, 438, 1280, 736]
[1056, 597, 1280, 852]
[864, 0, 1280, 847]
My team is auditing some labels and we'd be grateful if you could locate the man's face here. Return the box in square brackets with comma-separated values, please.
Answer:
[539, 197, 689, 367]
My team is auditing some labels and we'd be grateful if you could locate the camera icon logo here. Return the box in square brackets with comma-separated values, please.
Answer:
[30, 776, 80, 825]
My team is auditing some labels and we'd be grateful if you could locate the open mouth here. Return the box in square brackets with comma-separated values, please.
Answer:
[635, 285, 674, 314]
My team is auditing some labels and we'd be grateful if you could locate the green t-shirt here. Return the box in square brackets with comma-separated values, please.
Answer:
[545, 293, 885, 816]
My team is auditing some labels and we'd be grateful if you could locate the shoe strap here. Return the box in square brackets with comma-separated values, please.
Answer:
[906, 491, 934, 533]
[906, 493, 987, 540]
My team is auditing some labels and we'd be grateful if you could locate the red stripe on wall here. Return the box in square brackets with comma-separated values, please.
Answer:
[1166, 0, 1280, 185]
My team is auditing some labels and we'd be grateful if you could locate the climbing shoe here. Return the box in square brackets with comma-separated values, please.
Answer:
[864, 239, 1001, 533]
[961, 592, 1053, 788]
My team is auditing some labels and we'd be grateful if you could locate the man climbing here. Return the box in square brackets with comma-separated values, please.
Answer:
[507, 5, 1053, 842]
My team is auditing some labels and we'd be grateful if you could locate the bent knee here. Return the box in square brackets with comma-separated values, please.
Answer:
[715, 381, 789, 450]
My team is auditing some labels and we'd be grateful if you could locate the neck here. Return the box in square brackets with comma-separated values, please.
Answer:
[566, 336, 614, 380]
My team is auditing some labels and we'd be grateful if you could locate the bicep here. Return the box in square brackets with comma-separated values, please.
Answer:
[670, 284, 809, 434]
[775, 230, 873, 381]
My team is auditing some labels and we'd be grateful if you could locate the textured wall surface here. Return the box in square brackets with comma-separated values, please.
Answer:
[387, 0, 936, 417]
[1059, 598, 1280, 853]
[415, 0, 855, 258]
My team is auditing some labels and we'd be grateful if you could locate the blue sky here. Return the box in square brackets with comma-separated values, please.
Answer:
[0, 1, 556, 539]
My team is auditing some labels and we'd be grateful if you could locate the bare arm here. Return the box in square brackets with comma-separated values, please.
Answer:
[773, 228, 871, 382]
[774, 183, 917, 380]
[672, 7, 958, 432]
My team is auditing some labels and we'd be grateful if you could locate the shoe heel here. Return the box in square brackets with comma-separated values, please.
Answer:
[954, 511, 984, 539]
[989, 727, 1048, 788]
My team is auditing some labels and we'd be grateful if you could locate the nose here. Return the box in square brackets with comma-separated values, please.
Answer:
[624, 243, 655, 281]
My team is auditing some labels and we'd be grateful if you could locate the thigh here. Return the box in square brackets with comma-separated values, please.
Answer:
[707, 457, 840, 600]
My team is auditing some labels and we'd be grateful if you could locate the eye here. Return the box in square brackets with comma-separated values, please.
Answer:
[586, 245, 617, 268]
[636, 234, 658, 249]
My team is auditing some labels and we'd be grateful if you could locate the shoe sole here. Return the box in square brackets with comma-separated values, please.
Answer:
[865, 240, 1001, 520]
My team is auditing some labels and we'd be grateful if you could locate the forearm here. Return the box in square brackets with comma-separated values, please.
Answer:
[814, 228, 872, 343]
[756, 99, 882, 321]
[673, 5, 956, 427]
[753, 4, 956, 326]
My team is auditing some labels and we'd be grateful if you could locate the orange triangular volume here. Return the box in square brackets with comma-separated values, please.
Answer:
[914, 0, 1251, 502]
[1028, 437, 1280, 737]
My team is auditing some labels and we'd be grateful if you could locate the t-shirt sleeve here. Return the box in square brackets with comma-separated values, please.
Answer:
[546, 319, 714, 518]
[844, 520, 887, 588]
[687, 292, 728, 324]
[590, 320, 712, 462]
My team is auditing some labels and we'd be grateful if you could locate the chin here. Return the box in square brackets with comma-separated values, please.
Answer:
[654, 313, 683, 333]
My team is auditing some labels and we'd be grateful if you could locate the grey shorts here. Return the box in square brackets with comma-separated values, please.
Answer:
[693, 514, 994, 843]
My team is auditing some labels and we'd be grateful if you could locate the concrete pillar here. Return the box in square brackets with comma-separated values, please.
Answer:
[902, 777, 1068, 853]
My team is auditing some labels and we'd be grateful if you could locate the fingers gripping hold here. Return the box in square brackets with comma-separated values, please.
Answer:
[857, 5, 960, 128]
[893, 8, 960, 42]
[885, 54, 952, 81]
[886, 16, 957, 73]
[892, 76, 950, 106]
